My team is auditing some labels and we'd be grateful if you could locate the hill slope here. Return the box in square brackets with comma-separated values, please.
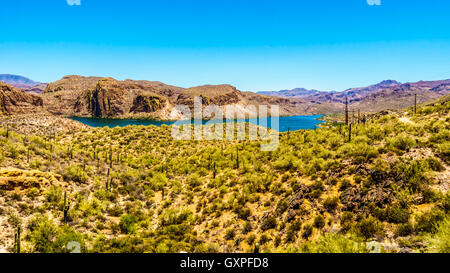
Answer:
[0, 82, 43, 115]
[0, 96, 448, 253]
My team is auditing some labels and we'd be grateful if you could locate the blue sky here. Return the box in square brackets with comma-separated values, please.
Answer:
[1, 0, 450, 91]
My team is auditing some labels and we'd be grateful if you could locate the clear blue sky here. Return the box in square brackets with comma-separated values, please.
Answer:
[1, 0, 450, 91]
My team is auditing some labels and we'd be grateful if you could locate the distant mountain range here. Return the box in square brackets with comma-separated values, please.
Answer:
[0, 74, 47, 94]
[259, 88, 330, 98]
[1, 74, 450, 118]
[259, 79, 450, 112]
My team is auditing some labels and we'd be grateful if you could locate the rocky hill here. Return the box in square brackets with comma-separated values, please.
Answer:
[41, 75, 319, 119]
[4, 75, 450, 119]
[0, 82, 44, 115]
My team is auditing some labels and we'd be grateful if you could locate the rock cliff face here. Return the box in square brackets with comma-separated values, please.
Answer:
[43, 76, 173, 119]
[0, 82, 43, 115]
[85, 78, 168, 117]
[41, 76, 313, 119]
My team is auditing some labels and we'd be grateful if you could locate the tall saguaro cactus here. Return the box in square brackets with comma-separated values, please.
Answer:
[236, 146, 239, 169]
[14, 226, 21, 253]
[63, 191, 70, 224]
[106, 168, 111, 191]
[345, 96, 349, 125]
[348, 124, 352, 143]
[109, 146, 113, 168]
[414, 93, 417, 114]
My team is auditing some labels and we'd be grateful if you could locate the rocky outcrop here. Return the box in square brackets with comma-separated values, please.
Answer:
[130, 95, 166, 114]
[0, 169, 63, 192]
[0, 82, 43, 115]
[43, 76, 173, 118]
[86, 78, 168, 117]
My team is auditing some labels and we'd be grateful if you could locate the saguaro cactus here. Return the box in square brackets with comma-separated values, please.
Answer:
[414, 93, 417, 114]
[106, 168, 110, 191]
[14, 226, 21, 253]
[63, 191, 70, 224]
[109, 146, 113, 168]
[236, 146, 239, 169]
[345, 96, 349, 125]
[348, 124, 352, 142]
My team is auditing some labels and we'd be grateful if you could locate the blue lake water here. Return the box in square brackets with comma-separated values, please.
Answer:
[70, 115, 325, 132]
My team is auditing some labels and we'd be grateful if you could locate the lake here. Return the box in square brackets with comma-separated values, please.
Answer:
[70, 115, 325, 132]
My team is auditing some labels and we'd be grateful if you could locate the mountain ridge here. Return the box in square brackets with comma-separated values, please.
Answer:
[0, 74, 48, 94]
[41, 75, 316, 120]
[258, 79, 450, 112]
[2, 74, 450, 119]
[0, 74, 40, 88]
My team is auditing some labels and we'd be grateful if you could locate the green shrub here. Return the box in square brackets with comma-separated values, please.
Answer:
[425, 158, 445, 172]
[302, 233, 368, 253]
[340, 211, 354, 232]
[386, 206, 410, 224]
[356, 217, 384, 239]
[416, 210, 445, 233]
[28, 215, 84, 253]
[64, 165, 88, 183]
[119, 214, 138, 234]
[160, 208, 192, 227]
[224, 228, 236, 240]
[242, 222, 252, 234]
[261, 216, 277, 231]
[396, 222, 415, 237]
[388, 135, 416, 152]
[323, 196, 339, 212]
[302, 224, 313, 239]
[437, 143, 450, 163]
[313, 215, 326, 229]
[427, 218, 450, 253]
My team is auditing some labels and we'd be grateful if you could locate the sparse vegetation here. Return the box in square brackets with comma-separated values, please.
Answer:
[0, 95, 448, 253]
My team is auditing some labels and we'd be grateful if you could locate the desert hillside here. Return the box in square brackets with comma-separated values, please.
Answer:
[0, 96, 448, 253]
